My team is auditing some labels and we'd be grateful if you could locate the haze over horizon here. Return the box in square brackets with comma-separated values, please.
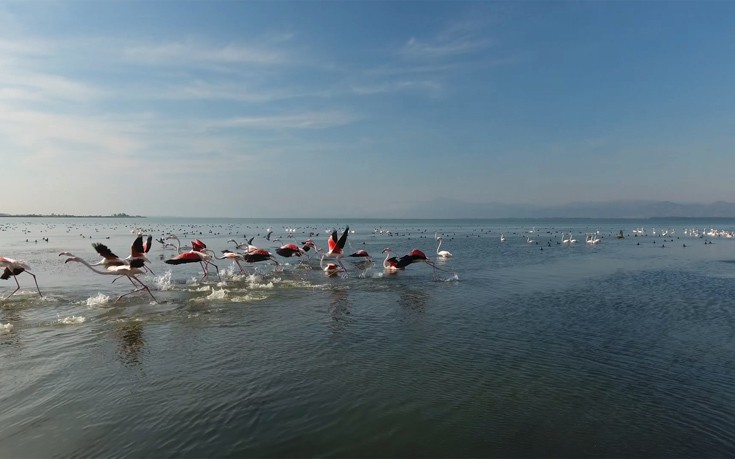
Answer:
[2, 1, 734, 218]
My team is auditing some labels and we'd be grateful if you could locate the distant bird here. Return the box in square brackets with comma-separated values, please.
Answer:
[0, 257, 42, 299]
[164, 239, 220, 281]
[63, 256, 156, 303]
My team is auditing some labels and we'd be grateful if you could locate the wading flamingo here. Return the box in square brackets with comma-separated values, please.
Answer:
[435, 233, 453, 258]
[164, 239, 220, 281]
[0, 257, 42, 299]
[63, 256, 157, 303]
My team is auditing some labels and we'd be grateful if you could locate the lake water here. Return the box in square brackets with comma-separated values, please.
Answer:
[1, 217, 735, 457]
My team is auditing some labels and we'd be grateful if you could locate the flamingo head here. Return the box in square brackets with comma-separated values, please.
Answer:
[382, 247, 393, 254]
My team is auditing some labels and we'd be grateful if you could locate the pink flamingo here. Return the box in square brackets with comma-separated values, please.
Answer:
[63, 256, 157, 303]
[0, 257, 42, 299]
[164, 239, 220, 281]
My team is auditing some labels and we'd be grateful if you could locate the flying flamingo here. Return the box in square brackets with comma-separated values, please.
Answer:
[164, 239, 221, 281]
[214, 250, 246, 274]
[228, 237, 256, 253]
[300, 240, 319, 260]
[165, 234, 192, 253]
[321, 261, 345, 277]
[243, 248, 280, 268]
[435, 233, 453, 258]
[62, 256, 157, 303]
[0, 257, 42, 299]
[321, 226, 350, 277]
[393, 249, 455, 281]
[275, 243, 303, 258]
[126, 235, 155, 275]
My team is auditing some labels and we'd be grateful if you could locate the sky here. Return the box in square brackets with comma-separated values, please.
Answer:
[1, 1, 734, 218]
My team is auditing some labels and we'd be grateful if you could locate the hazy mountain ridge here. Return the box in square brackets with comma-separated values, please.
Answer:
[402, 199, 735, 219]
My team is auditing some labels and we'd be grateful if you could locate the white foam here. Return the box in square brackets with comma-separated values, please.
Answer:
[154, 270, 175, 291]
[59, 315, 86, 325]
[230, 293, 268, 302]
[85, 293, 111, 306]
[0, 323, 13, 333]
[206, 288, 227, 300]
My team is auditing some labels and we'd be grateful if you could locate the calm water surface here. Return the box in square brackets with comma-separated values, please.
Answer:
[2, 217, 735, 457]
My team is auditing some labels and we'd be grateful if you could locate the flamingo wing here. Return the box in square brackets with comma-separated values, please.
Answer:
[191, 239, 207, 252]
[144, 235, 153, 253]
[131, 235, 145, 257]
[1, 267, 24, 279]
[328, 230, 338, 252]
[165, 252, 203, 265]
[92, 243, 120, 260]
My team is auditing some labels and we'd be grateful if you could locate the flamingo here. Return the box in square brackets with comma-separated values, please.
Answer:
[126, 235, 155, 275]
[214, 250, 246, 274]
[393, 249, 455, 280]
[165, 234, 192, 253]
[321, 261, 345, 277]
[63, 256, 157, 303]
[347, 249, 373, 273]
[243, 248, 280, 268]
[164, 239, 221, 281]
[300, 240, 318, 260]
[321, 226, 350, 277]
[275, 243, 303, 258]
[382, 248, 401, 274]
[435, 235, 453, 258]
[0, 257, 42, 299]
[228, 237, 256, 253]
[500, 234, 506, 242]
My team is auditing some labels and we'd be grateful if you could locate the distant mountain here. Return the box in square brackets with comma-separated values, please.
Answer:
[400, 199, 735, 219]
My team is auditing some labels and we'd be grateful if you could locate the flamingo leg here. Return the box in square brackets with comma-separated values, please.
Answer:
[336, 257, 349, 279]
[116, 276, 157, 303]
[235, 260, 245, 274]
[198, 261, 209, 280]
[5, 275, 21, 299]
[26, 272, 42, 297]
[209, 261, 221, 281]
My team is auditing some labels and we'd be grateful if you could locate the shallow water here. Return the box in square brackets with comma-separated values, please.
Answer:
[1, 217, 735, 457]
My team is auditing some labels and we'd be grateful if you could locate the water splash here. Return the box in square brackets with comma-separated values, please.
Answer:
[206, 288, 227, 300]
[0, 323, 13, 333]
[154, 270, 175, 291]
[59, 315, 86, 325]
[85, 293, 111, 306]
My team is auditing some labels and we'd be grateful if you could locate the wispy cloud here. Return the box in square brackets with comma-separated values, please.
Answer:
[121, 40, 288, 67]
[209, 111, 359, 130]
[399, 35, 494, 60]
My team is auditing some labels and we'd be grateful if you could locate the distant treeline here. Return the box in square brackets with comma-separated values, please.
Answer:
[0, 213, 145, 218]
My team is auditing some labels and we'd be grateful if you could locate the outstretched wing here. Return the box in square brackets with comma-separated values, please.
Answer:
[92, 243, 120, 260]
[131, 235, 145, 257]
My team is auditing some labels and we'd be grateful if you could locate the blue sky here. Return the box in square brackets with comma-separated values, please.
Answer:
[1, 1, 734, 218]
